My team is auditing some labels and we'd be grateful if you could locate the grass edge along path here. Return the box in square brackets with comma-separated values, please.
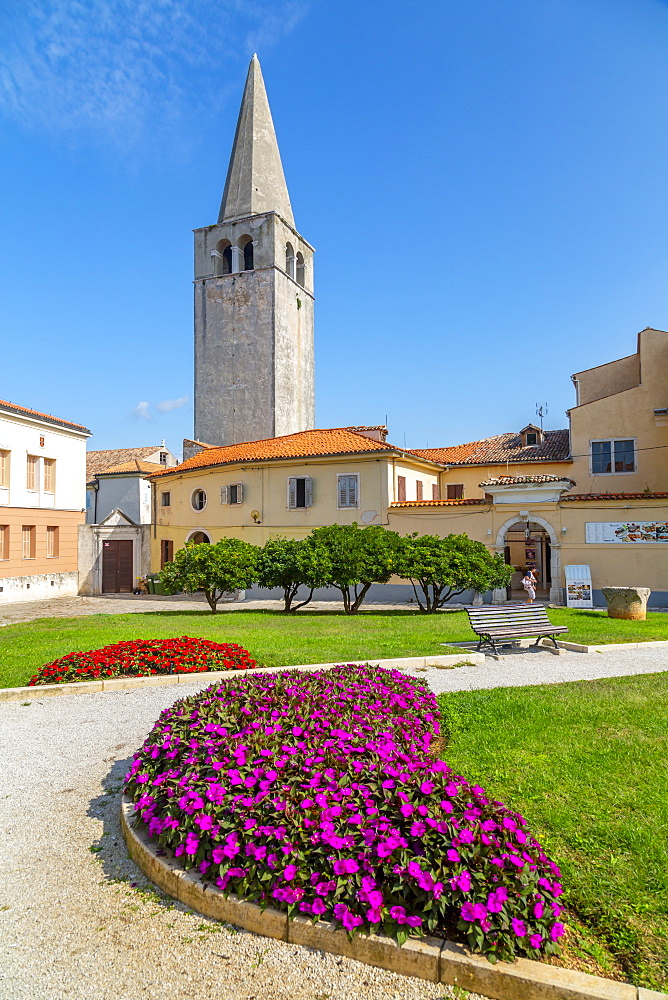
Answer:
[437, 672, 668, 990]
[2, 606, 668, 689]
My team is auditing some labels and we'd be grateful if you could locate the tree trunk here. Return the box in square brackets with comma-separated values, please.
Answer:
[350, 581, 372, 613]
[205, 589, 219, 613]
[291, 588, 315, 612]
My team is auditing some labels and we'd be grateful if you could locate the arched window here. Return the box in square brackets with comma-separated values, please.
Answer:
[214, 239, 232, 276]
[285, 242, 295, 279]
[296, 251, 305, 287]
[239, 235, 254, 271]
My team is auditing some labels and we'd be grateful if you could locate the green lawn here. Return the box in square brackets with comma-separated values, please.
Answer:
[1, 606, 668, 688]
[438, 674, 668, 990]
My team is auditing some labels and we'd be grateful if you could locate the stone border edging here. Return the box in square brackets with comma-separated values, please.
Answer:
[549, 639, 668, 654]
[120, 796, 663, 1000]
[0, 651, 484, 702]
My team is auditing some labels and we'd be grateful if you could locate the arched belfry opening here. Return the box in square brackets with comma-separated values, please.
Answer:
[214, 239, 232, 276]
[285, 242, 295, 279]
[239, 235, 254, 271]
[296, 251, 305, 286]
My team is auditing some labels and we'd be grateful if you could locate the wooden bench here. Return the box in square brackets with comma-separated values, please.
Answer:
[464, 604, 569, 654]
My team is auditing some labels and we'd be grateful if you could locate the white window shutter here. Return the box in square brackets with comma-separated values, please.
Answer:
[236, 483, 243, 504]
[220, 485, 229, 504]
[349, 475, 358, 507]
[338, 476, 347, 507]
[304, 477, 312, 508]
[288, 478, 297, 509]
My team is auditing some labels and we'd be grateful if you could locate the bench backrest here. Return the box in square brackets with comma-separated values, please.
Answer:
[465, 604, 554, 632]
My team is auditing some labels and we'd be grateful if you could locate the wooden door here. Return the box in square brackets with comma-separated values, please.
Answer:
[102, 540, 134, 593]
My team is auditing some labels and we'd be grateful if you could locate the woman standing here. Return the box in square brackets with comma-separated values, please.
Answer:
[522, 566, 538, 604]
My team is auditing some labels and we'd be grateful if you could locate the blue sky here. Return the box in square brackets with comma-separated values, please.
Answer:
[2, 0, 668, 454]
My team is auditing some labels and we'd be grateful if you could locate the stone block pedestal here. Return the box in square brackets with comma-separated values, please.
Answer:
[601, 587, 651, 620]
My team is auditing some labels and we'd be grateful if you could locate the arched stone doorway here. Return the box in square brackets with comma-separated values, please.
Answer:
[494, 515, 562, 604]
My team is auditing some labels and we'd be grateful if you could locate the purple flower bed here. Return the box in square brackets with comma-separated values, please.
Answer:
[124, 664, 565, 962]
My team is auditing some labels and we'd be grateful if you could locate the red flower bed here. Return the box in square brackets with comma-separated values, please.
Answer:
[28, 637, 258, 686]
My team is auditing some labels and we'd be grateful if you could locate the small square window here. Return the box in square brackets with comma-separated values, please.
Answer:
[591, 439, 635, 474]
[159, 452, 168, 465]
[525, 432, 537, 446]
[161, 491, 171, 507]
[447, 484, 464, 500]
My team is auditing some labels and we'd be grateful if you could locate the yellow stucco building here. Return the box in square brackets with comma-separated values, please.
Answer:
[151, 328, 668, 607]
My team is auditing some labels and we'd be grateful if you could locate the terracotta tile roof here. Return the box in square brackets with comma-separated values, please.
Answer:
[87, 447, 165, 480]
[98, 460, 164, 476]
[390, 498, 488, 508]
[561, 492, 668, 502]
[412, 429, 570, 466]
[0, 398, 91, 434]
[479, 475, 576, 487]
[148, 427, 420, 477]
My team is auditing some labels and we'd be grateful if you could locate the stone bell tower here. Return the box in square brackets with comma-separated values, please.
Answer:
[193, 54, 315, 447]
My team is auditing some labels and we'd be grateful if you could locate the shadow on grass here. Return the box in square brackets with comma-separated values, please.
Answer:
[124, 607, 447, 619]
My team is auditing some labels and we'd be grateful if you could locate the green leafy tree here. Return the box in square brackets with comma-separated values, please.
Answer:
[256, 536, 331, 612]
[395, 532, 513, 613]
[159, 537, 259, 613]
[308, 523, 401, 614]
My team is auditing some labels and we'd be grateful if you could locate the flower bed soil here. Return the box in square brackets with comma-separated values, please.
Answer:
[28, 637, 258, 686]
[124, 664, 565, 964]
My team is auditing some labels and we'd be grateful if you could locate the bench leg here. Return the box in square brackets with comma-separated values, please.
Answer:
[531, 635, 559, 649]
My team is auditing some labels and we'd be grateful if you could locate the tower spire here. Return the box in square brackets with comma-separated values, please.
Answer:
[218, 54, 294, 227]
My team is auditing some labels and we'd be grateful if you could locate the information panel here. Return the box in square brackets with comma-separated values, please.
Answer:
[586, 521, 668, 543]
[565, 564, 593, 608]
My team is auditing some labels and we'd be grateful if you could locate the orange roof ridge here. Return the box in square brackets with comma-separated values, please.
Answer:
[0, 398, 90, 433]
[148, 426, 432, 477]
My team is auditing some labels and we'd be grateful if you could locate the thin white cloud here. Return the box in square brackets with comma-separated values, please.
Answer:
[131, 400, 152, 420]
[0, 0, 308, 146]
[156, 394, 189, 413]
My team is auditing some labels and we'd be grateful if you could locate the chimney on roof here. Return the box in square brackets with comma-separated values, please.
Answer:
[347, 425, 388, 444]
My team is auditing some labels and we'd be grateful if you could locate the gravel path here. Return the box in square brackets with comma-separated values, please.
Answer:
[0, 594, 416, 625]
[2, 647, 666, 999]
[0, 678, 481, 1000]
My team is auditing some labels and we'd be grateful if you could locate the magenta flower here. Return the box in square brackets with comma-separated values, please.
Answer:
[511, 919, 527, 937]
[283, 864, 298, 881]
[550, 922, 565, 941]
[530, 934, 543, 949]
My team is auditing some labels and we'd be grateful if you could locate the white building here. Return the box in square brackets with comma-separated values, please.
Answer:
[0, 398, 91, 604]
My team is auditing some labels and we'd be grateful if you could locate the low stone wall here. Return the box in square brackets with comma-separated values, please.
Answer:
[0, 571, 78, 604]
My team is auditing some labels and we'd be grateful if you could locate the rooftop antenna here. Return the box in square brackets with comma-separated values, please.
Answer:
[535, 402, 548, 431]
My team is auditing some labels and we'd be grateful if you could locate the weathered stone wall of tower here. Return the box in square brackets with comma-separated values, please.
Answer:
[193, 211, 315, 447]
